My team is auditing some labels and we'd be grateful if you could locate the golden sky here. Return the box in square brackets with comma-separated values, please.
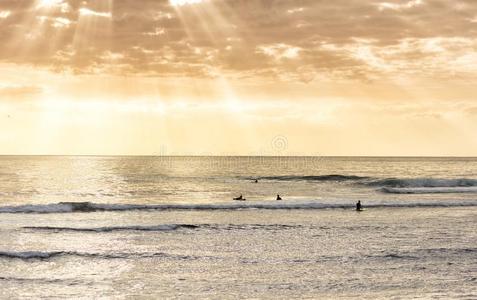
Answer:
[1, 0, 477, 155]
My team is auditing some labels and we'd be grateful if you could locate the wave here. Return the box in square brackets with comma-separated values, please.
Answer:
[368, 178, 477, 188]
[377, 253, 420, 260]
[2, 246, 475, 262]
[1, 201, 476, 214]
[251, 175, 477, 194]
[421, 247, 477, 254]
[23, 224, 200, 232]
[23, 224, 303, 233]
[369, 247, 477, 261]
[382, 187, 477, 194]
[0, 251, 201, 261]
[0, 276, 65, 284]
[0, 251, 62, 259]
[256, 175, 369, 182]
[254, 174, 477, 188]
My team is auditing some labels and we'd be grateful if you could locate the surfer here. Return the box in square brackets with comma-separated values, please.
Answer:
[254, 179, 258, 183]
[356, 200, 362, 211]
[276, 194, 282, 201]
[233, 194, 245, 201]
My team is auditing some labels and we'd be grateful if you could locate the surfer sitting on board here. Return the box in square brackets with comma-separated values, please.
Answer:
[276, 194, 282, 201]
[356, 200, 362, 211]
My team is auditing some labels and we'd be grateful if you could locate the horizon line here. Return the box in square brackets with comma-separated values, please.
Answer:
[0, 155, 477, 158]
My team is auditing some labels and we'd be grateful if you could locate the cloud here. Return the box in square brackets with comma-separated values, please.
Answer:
[78, 8, 111, 18]
[170, 0, 204, 6]
[257, 44, 301, 60]
[0, 10, 11, 19]
[0, 0, 476, 82]
[377, 0, 424, 11]
[287, 7, 305, 14]
[0, 85, 43, 99]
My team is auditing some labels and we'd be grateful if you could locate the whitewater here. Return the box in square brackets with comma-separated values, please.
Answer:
[0, 156, 476, 299]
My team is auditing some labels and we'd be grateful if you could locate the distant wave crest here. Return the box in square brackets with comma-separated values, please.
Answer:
[2, 247, 475, 262]
[257, 175, 369, 182]
[23, 224, 200, 232]
[0, 251, 200, 261]
[367, 178, 477, 194]
[23, 224, 303, 232]
[254, 175, 477, 194]
[368, 178, 477, 188]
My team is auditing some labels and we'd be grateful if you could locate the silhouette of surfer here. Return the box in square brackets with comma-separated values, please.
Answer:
[233, 194, 245, 201]
[276, 194, 282, 201]
[356, 200, 362, 211]
[254, 179, 258, 183]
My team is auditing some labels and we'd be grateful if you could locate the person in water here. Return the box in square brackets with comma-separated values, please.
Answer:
[356, 200, 362, 211]
[276, 194, 282, 201]
[234, 194, 244, 200]
[254, 179, 258, 183]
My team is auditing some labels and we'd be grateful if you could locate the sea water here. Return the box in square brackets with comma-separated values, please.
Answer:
[0, 156, 476, 299]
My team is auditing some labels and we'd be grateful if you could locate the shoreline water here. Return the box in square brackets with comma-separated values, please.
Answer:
[1, 207, 476, 298]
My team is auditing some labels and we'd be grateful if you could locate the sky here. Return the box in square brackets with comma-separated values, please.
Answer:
[1, 0, 477, 156]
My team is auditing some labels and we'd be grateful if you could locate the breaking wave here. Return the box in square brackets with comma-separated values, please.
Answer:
[367, 178, 477, 194]
[381, 187, 477, 194]
[0, 200, 476, 214]
[251, 174, 477, 194]
[368, 178, 477, 188]
[252, 174, 477, 188]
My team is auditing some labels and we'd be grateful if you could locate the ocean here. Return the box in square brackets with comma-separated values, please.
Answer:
[0, 156, 476, 299]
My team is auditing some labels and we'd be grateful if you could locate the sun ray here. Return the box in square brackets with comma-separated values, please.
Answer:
[72, 0, 114, 70]
[167, 0, 259, 149]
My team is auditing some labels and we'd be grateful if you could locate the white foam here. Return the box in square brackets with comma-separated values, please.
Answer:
[382, 187, 477, 194]
[370, 178, 477, 188]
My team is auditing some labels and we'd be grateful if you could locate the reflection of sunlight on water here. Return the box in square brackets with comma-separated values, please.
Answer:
[0, 157, 125, 204]
[3, 157, 477, 206]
